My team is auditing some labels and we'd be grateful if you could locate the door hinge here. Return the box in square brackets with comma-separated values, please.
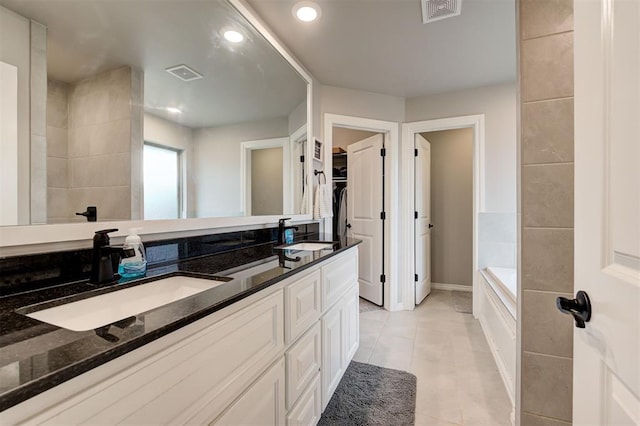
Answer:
[380, 274, 386, 283]
[300, 155, 305, 163]
[380, 148, 386, 157]
[414, 211, 418, 219]
[414, 148, 418, 157]
[380, 211, 386, 220]
[415, 274, 418, 282]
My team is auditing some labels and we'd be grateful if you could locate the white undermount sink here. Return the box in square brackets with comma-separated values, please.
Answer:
[278, 242, 335, 251]
[25, 276, 228, 332]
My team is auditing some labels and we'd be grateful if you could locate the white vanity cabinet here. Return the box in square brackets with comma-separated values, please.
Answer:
[2, 247, 359, 426]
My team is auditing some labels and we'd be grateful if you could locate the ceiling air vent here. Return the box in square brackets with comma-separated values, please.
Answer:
[421, 0, 461, 24]
[165, 64, 203, 82]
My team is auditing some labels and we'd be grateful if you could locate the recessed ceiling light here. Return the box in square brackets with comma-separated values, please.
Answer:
[292, 1, 321, 22]
[166, 107, 182, 114]
[223, 30, 244, 43]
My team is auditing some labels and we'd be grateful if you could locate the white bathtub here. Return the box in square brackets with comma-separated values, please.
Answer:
[477, 267, 516, 420]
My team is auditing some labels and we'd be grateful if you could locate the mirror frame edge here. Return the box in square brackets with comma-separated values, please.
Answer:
[0, 0, 315, 252]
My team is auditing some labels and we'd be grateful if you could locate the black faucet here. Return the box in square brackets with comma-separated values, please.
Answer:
[90, 229, 135, 284]
[277, 218, 299, 246]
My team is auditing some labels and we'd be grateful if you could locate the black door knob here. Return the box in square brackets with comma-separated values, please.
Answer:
[556, 291, 592, 328]
[346, 224, 352, 229]
[428, 223, 434, 229]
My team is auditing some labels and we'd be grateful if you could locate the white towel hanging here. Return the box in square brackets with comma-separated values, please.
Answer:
[313, 183, 333, 219]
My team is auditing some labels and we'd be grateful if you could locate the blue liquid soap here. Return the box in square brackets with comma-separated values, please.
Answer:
[119, 228, 147, 279]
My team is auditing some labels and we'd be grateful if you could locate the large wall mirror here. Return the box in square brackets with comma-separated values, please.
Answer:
[0, 0, 311, 234]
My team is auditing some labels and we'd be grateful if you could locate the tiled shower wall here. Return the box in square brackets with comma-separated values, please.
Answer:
[46, 79, 69, 223]
[518, 0, 574, 424]
[67, 66, 134, 221]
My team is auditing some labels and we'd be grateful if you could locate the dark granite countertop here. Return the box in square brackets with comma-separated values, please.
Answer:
[0, 235, 360, 412]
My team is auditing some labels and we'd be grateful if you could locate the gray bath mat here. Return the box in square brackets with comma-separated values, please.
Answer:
[359, 297, 383, 313]
[318, 361, 417, 426]
[452, 291, 473, 314]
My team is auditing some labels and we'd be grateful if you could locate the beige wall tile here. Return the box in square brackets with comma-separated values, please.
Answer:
[30, 44, 47, 137]
[522, 228, 573, 292]
[521, 33, 573, 102]
[522, 352, 572, 421]
[67, 126, 90, 158]
[30, 134, 47, 224]
[69, 153, 131, 188]
[68, 93, 88, 129]
[521, 412, 571, 426]
[46, 157, 68, 188]
[47, 80, 69, 128]
[522, 290, 573, 357]
[523, 99, 574, 164]
[91, 119, 131, 155]
[520, 0, 573, 40]
[67, 186, 131, 220]
[107, 67, 131, 121]
[47, 187, 69, 220]
[46, 126, 68, 158]
[523, 163, 574, 227]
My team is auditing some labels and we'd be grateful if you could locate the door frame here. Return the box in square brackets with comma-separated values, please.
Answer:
[323, 113, 400, 311]
[401, 114, 485, 312]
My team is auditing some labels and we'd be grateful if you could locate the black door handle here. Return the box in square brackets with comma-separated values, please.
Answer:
[556, 291, 592, 328]
[346, 224, 352, 229]
[428, 223, 434, 229]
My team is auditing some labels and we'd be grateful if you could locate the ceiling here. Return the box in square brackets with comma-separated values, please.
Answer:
[247, 0, 517, 98]
[0, 0, 307, 128]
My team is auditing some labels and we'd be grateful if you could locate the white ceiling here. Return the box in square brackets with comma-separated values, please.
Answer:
[0, 0, 307, 128]
[247, 0, 516, 98]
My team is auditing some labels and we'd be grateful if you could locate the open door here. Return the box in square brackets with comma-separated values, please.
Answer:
[414, 134, 432, 304]
[572, 1, 640, 423]
[347, 134, 384, 306]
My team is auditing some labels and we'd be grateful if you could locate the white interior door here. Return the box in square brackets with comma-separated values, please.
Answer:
[414, 134, 432, 304]
[573, 1, 640, 424]
[347, 134, 384, 306]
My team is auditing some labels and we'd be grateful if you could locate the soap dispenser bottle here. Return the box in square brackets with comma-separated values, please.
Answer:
[118, 228, 147, 279]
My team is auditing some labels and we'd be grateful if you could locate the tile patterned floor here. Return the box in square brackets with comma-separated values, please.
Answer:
[355, 290, 512, 426]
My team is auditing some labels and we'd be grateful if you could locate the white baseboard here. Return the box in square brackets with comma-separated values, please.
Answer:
[432, 282, 472, 292]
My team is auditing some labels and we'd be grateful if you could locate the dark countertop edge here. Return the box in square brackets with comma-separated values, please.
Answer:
[0, 241, 361, 412]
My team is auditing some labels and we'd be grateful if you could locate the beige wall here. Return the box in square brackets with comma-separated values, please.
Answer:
[423, 128, 473, 287]
[320, 85, 406, 129]
[46, 80, 69, 223]
[406, 83, 517, 213]
[518, 0, 574, 424]
[193, 118, 288, 218]
[67, 66, 133, 222]
[251, 147, 283, 215]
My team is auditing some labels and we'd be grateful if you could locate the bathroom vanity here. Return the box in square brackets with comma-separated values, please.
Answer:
[0, 237, 360, 425]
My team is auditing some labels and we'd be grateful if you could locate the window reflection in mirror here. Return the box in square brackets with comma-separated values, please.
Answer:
[143, 144, 182, 220]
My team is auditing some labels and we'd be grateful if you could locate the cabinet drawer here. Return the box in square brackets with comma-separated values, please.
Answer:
[322, 249, 357, 311]
[286, 374, 321, 426]
[286, 322, 321, 409]
[285, 269, 321, 343]
[213, 358, 286, 426]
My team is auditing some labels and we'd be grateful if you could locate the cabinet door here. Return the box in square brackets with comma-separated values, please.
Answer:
[343, 285, 359, 364]
[285, 269, 321, 344]
[213, 358, 286, 426]
[286, 323, 321, 409]
[321, 302, 344, 410]
[287, 374, 321, 426]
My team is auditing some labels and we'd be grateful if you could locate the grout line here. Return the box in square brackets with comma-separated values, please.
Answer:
[522, 96, 573, 105]
[522, 226, 573, 230]
[522, 162, 574, 167]
[522, 29, 573, 42]
[523, 350, 572, 361]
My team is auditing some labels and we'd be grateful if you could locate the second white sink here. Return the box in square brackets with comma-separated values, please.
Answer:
[280, 242, 334, 251]
[25, 276, 228, 332]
